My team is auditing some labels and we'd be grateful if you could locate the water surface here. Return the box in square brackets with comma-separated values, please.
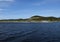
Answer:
[0, 22, 60, 42]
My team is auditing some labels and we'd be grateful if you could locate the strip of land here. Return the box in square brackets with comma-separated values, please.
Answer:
[0, 15, 60, 22]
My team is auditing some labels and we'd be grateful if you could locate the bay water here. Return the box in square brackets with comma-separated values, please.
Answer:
[0, 22, 60, 42]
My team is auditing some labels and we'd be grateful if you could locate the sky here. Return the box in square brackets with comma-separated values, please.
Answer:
[0, 0, 60, 19]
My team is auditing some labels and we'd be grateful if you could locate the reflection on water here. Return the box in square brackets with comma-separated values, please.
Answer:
[0, 22, 60, 42]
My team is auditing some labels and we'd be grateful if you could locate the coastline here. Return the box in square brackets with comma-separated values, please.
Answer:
[0, 15, 60, 23]
[0, 21, 59, 23]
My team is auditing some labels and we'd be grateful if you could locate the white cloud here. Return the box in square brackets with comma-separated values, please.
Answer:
[0, 9, 3, 11]
[0, 0, 14, 2]
[0, 0, 15, 8]
[32, 1, 46, 6]
[43, 0, 60, 4]
[33, 0, 60, 6]
[45, 0, 60, 2]
[0, 0, 15, 14]
[0, 8, 4, 14]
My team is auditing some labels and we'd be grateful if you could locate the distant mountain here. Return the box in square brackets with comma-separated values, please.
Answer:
[0, 15, 60, 22]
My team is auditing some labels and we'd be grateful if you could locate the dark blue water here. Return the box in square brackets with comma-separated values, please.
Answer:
[0, 22, 60, 42]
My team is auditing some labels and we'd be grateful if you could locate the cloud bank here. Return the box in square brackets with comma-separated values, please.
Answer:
[0, 0, 15, 13]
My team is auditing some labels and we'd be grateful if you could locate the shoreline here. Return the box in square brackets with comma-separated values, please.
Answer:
[0, 21, 59, 23]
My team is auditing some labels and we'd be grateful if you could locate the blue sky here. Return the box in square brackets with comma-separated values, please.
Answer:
[0, 0, 60, 19]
